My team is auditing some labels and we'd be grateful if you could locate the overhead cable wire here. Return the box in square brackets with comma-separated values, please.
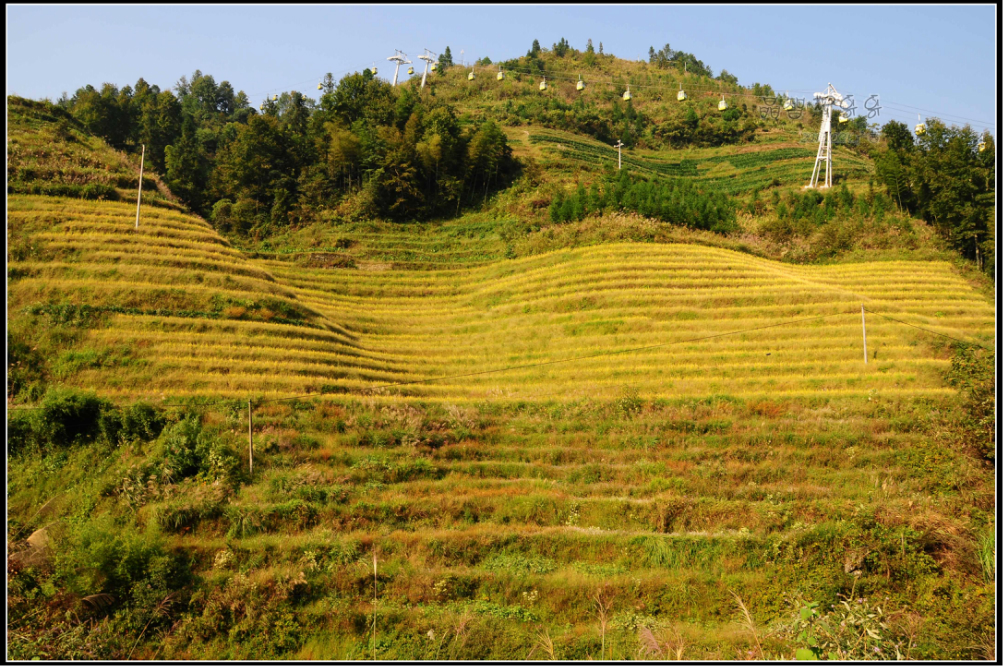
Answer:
[880, 103, 996, 129]
[862, 308, 994, 351]
[879, 101, 995, 128]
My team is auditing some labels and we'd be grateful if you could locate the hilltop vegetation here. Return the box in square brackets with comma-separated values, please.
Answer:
[874, 119, 995, 272]
[45, 38, 994, 280]
[6, 37, 996, 661]
[7, 98, 179, 209]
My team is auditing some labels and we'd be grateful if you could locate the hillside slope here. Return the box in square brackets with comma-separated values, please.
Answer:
[6, 92, 995, 661]
[7, 194, 379, 399]
[9, 194, 992, 401]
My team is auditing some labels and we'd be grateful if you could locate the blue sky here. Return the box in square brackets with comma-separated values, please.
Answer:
[6, 4, 996, 136]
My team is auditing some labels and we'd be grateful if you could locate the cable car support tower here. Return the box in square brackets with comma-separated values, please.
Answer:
[418, 49, 437, 90]
[807, 82, 847, 189]
[387, 50, 411, 87]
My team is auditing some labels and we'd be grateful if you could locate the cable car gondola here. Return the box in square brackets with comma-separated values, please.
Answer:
[497, 67, 505, 81]
[677, 84, 686, 101]
[408, 66, 414, 75]
[431, 62, 438, 71]
[783, 92, 793, 111]
[914, 115, 926, 136]
[539, 77, 547, 91]
[622, 85, 632, 101]
[978, 141, 986, 152]
[317, 82, 323, 91]
[468, 70, 475, 81]
[718, 95, 728, 111]
[577, 75, 585, 91]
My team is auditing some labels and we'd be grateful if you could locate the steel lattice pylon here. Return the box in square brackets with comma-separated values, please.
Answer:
[807, 83, 847, 189]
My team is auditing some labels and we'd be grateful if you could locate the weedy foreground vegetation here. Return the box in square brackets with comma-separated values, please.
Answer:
[6, 37, 996, 661]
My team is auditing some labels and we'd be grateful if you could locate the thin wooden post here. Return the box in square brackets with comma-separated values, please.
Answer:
[248, 399, 253, 477]
[861, 304, 868, 364]
[135, 144, 145, 229]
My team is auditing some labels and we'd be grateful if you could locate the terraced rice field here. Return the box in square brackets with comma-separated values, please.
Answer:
[249, 217, 509, 270]
[6, 97, 181, 208]
[8, 172, 994, 658]
[529, 129, 874, 193]
[9, 195, 992, 404]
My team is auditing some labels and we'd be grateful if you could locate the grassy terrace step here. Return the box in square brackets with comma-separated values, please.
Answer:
[13, 206, 992, 401]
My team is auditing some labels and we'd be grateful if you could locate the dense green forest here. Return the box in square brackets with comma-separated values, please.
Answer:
[874, 120, 995, 271]
[59, 69, 515, 232]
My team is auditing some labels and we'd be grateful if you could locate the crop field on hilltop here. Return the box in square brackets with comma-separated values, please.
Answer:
[527, 128, 874, 193]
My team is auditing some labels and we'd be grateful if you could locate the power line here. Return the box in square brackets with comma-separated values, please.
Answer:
[880, 101, 995, 129]
[862, 308, 994, 351]
[881, 104, 995, 130]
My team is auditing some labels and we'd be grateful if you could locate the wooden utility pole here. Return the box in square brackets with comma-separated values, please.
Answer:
[135, 144, 145, 229]
[861, 304, 868, 364]
[248, 399, 253, 477]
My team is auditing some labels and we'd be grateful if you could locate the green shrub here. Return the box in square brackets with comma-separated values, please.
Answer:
[7, 329, 47, 399]
[53, 513, 188, 601]
[36, 387, 112, 449]
[7, 409, 43, 455]
[123, 402, 166, 442]
[80, 183, 119, 200]
[156, 415, 241, 484]
[945, 344, 995, 462]
[155, 483, 229, 533]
